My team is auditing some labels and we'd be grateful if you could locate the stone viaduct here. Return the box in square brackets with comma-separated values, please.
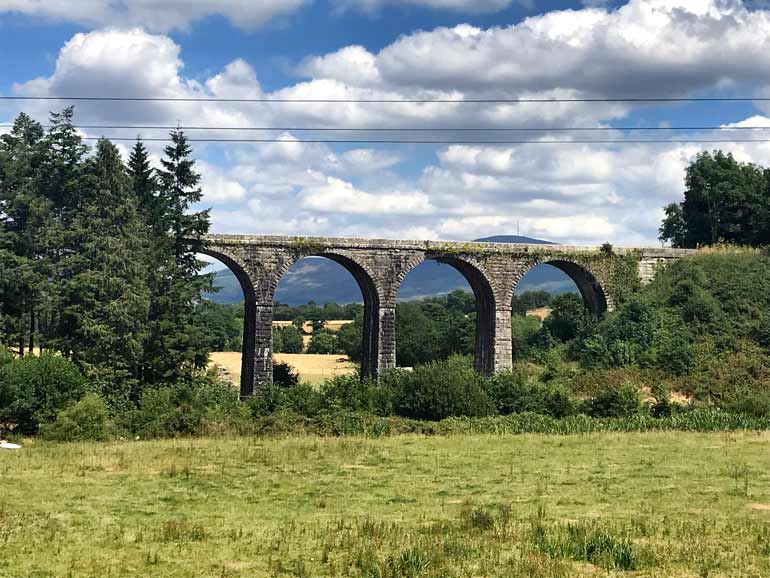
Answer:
[191, 234, 694, 396]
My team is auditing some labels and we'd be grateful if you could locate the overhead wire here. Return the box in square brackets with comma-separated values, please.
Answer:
[1, 95, 770, 103]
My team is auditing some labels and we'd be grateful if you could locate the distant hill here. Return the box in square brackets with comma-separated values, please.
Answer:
[206, 235, 575, 305]
[474, 235, 555, 244]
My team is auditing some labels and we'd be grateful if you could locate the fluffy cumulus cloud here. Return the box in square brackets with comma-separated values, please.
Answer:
[10, 0, 770, 245]
[0, 0, 306, 32]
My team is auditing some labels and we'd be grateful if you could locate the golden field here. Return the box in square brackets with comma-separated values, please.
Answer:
[209, 351, 356, 385]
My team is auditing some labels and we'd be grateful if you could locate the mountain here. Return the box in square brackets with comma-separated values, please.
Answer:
[474, 235, 554, 244]
[206, 235, 576, 305]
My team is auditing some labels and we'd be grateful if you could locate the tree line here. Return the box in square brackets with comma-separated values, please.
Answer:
[0, 109, 212, 408]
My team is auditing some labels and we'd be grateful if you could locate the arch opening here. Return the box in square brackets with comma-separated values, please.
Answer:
[514, 261, 607, 316]
[272, 253, 378, 383]
[396, 256, 497, 374]
[196, 249, 256, 397]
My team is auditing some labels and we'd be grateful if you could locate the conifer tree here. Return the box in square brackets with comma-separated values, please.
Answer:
[54, 139, 151, 405]
[141, 129, 213, 384]
[128, 139, 159, 227]
[38, 107, 89, 345]
[0, 113, 48, 354]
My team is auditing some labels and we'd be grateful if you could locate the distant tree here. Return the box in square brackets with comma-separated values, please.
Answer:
[274, 325, 304, 354]
[543, 294, 594, 342]
[660, 151, 770, 247]
[307, 330, 339, 355]
[196, 302, 242, 351]
[512, 290, 553, 316]
[336, 317, 362, 362]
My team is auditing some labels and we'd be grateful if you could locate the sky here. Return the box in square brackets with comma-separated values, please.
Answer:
[3, 0, 770, 247]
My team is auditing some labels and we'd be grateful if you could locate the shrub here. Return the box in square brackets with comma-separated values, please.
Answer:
[0, 353, 86, 434]
[649, 383, 674, 418]
[384, 355, 495, 421]
[40, 394, 111, 442]
[724, 392, 770, 418]
[486, 370, 577, 418]
[273, 361, 300, 387]
[248, 381, 322, 418]
[127, 375, 248, 438]
[0, 346, 12, 367]
[586, 383, 643, 418]
[320, 374, 392, 416]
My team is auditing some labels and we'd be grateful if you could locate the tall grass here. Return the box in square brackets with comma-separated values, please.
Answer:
[250, 408, 770, 438]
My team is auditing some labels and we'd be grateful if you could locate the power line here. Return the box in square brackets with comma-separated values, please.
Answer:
[73, 136, 770, 144]
[2, 95, 770, 103]
[3, 123, 770, 132]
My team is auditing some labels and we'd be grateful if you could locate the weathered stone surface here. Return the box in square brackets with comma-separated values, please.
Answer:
[191, 235, 694, 396]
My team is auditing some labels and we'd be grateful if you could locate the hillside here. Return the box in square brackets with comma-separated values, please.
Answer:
[205, 235, 576, 305]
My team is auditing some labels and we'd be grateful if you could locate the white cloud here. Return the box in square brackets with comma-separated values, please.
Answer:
[335, 0, 516, 14]
[299, 176, 434, 214]
[11, 2, 770, 246]
[0, 0, 306, 32]
[198, 162, 247, 203]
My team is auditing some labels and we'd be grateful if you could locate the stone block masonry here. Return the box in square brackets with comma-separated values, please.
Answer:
[190, 235, 695, 397]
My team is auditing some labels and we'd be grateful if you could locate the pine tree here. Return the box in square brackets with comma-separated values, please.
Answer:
[127, 139, 159, 227]
[54, 139, 151, 406]
[0, 113, 49, 354]
[141, 130, 213, 384]
[38, 107, 89, 346]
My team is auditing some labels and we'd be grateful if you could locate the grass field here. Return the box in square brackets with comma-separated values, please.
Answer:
[3, 432, 770, 577]
[209, 352, 357, 385]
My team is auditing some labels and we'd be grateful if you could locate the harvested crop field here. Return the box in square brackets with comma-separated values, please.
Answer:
[209, 351, 357, 385]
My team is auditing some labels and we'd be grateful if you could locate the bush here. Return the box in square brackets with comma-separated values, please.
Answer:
[40, 394, 111, 442]
[320, 374, 392, 416]
[724, 392, 770, 418]
[126, 375, 248, 438]
[586, 383, 643, 418]
[384, 355, 495, 421]
[486, 370, 577, 418]
[273, 361, 300, 387]
[0, 346, 12, 367]
[0, 353, 86, 434]
[248, 381, 322, 418]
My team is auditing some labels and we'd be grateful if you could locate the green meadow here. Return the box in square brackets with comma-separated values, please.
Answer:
[2, 432, 770, 577]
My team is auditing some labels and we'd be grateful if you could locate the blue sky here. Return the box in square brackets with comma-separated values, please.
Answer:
[3, 0, 770, 246]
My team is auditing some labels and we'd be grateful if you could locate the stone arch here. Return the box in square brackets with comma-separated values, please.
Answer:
[272, 249, 383, 379]
[195, 246, 259, 397]
[513, 258, 610, 315]
[397, 252, 499, 374]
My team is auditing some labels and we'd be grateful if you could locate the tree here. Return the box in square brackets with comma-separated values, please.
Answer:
[53, 139, 151, 405]
[307, 330, 339, 354]
[38, 108, 90, 352]
[274, 325, 304, 354]
[543, 294, 594, 342]
[660, 151, 770, 247]
[0, 113, 48, 355]
[127, 139, 159, 228]
[140, 130, 213, 385]
[336, 317, 362, 362]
